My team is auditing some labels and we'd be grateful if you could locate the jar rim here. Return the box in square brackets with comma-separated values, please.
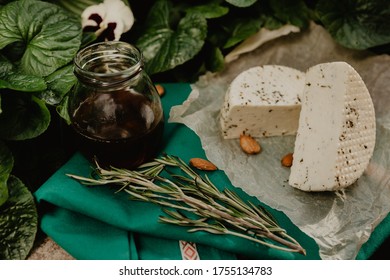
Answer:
[74, 41, 143, 81]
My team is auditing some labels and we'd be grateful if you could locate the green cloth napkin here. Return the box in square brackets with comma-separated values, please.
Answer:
[34, 83, 387, 260]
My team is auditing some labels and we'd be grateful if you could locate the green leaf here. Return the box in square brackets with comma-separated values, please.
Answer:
[0, 73, 47, 92]
[0, 55, 13, 72]
[136, 27, 174, 64]
[81, 32, 98, 48]
[0, 175, 38, 260]
[0, 92, 51, 141]
[37, 64, 77, 105]
[0, 0, 82, 76]
[49, 0, 104, 15]
[137, 1, 207, 75]
[205, 46, 225, 73]
[136, 0, 172, 63]
[56, 94, 71, 124]
[261, 14, 285, 30]
[0, 57, 47, 92]
[269, 0, 310, 28]
[223, 18, 263, 48]
[0, 141, 13, 207]
[316, 0, 390, 49]
[49, 0, 130, 15]
[225, 0, 257, 8]
[186, 2, 229, 19]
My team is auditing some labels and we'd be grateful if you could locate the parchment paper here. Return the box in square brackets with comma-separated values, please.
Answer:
[169, 22, 390, 259]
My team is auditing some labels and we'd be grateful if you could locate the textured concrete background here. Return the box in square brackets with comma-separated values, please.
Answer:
[28, 237, 74, 260]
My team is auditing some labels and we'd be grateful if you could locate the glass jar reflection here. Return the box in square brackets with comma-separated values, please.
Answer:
[68, 41, 164, 169]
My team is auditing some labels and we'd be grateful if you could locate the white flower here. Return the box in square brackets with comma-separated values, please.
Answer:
[81, 0, 134, 41]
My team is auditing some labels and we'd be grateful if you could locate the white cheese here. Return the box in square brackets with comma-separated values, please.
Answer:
[289, 62, 376, 191]
[220, 65, 305, 139]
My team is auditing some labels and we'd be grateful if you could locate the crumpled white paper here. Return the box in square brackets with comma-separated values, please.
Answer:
[169, 22, 390, 260]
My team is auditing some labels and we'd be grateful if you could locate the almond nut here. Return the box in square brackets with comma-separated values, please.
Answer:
[155, 84, 165, 96]
[281, 153, 293, 167]
[240, 134, 261, 154]
[189, 158, 217, 171]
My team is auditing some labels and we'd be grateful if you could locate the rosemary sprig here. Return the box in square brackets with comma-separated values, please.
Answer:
[67, 155, 306, 255]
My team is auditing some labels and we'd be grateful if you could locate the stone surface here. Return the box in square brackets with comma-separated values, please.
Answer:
[28, 237, 74, 260]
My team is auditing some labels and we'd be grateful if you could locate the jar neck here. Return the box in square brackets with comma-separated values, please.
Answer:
[74, 41, 143, 87]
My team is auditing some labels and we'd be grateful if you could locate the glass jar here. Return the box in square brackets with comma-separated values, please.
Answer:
[68, 41, 164, 169]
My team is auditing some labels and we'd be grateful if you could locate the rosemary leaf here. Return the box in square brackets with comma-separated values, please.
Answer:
[67, 154, 306, 256]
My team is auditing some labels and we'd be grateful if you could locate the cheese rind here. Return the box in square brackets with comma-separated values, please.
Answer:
[220, 65, 305, 139]
[289, 62, 376, 191]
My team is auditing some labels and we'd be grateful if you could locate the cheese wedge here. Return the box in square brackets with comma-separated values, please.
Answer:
[220, 65, 305, 139]
[289, 62, 376, 191]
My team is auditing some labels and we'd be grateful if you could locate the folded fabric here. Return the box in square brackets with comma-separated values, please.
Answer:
[34, 83, 386, 260]
[35, 151, 320, 260]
